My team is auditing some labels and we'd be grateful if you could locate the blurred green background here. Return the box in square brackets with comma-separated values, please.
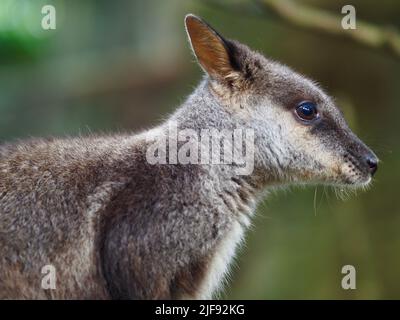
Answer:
[0, 0, 399, 299]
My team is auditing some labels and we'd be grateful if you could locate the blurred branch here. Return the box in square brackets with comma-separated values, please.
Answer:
[203, 0, 400, 58]
[201, 0, 264, 17]
[258, 0, 400, 58]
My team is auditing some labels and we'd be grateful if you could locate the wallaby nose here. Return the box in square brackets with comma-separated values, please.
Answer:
[365, 154, 378, 176]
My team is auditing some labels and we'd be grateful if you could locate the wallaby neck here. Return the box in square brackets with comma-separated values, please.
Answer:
[169, 80, 236, 131]
[144, 80, 268, 221]
[166, 79, 270, 188]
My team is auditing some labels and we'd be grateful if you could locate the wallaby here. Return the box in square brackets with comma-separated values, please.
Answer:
[0, 14, 378, 299]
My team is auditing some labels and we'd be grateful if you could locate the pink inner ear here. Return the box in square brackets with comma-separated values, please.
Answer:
[186, 17, 233, 79]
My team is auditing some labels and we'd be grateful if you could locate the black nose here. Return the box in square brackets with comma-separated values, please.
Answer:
[365, 154, 378, 175]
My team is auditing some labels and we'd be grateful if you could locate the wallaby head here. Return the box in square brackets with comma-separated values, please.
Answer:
[185, 14, 378, 188]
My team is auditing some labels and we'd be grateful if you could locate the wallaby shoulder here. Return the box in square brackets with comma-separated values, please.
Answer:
[0, 134, 138, 298]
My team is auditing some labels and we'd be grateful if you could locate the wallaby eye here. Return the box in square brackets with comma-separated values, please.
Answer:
[295, 101, 319, 122]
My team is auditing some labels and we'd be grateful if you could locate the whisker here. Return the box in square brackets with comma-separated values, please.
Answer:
[313, 187, 318, 216]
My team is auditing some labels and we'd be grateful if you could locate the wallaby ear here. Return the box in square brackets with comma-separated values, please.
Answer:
[185, 14, 239, 81]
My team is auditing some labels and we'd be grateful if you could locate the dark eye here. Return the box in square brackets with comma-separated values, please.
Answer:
[295, 101, 319, 122]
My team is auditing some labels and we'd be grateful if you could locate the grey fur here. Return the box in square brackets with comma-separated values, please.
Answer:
[0, 15, 377, 299]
